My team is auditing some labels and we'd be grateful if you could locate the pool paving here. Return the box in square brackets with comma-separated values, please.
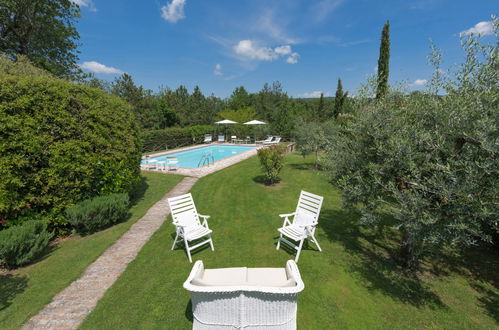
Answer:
[141, 143, 262, 177]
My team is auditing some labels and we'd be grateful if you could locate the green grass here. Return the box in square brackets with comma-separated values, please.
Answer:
[81, 154, 498, 329]
[0, 172, 183, 330]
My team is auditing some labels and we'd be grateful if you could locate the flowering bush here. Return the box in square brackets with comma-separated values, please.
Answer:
[257, 146, 286, 185]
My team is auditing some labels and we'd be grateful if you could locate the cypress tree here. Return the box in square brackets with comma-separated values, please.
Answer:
[316, 92, 325, 121]
[376, 21, 390, 99]
[333, 78, 348, 118]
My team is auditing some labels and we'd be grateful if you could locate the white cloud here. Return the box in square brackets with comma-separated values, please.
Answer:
[274, 45, 292, 56]
[214, 63, 223, 76]
[460, 21, 493, 36]
[310, 0, 344, 23]
[233, 40, 299, 64]
[79, 61, 123, 74]
[286, 53, 299, 64]
[161, 0, 186, 23]
[234, 40, 277, 61]
[255, 10, 297, 44]
[298, 91, 329, 98]
[411, 79, 427, 86]
[72, 0, 96, 12]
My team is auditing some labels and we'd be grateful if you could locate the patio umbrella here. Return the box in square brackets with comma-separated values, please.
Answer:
[215, 119, 238, 139]
[243, 120, 267, 143]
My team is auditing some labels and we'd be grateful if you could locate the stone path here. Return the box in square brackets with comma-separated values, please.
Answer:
[23, 177, 199, 330]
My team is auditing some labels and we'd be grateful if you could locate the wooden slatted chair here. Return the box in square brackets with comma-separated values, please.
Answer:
[276, 190, 324, 262]
[168, 193, 214, 262]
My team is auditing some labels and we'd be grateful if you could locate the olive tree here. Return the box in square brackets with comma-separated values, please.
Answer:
[325, 17, 498, 270]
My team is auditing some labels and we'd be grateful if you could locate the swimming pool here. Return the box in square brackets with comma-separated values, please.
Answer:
[142, 145, 256, 168]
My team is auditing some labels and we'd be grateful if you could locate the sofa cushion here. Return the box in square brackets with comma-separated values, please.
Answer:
[190, 266, 297, 288]
[192, 267, 247, 286]
[247, 268, 296, 287]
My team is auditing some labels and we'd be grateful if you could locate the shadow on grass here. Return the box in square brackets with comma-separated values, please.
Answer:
[273, 236, 321, 260]
[169, 233, 213, 261]
[185, 300, 193, 323]
[0, 274, 28, 311]
[129, 176, 149, 207]
[288, 162, 316, 171]
[252, 175, 282, 186]
[438, 246, 499, 322]
[318, 208, 444, 309]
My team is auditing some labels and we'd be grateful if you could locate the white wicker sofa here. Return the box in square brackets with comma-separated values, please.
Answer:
[184, 260, 305, 329]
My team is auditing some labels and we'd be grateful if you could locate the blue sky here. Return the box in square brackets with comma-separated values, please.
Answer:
[74, 0, 497, 98]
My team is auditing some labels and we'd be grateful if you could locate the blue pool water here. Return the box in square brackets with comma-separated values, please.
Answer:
[142, 145, 256, 168]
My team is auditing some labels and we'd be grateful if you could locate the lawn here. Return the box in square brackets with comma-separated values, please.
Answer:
[0, 172, 184, 330]
[81, 154, 498, 329]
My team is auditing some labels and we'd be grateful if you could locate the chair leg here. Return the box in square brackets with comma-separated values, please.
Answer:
[295, 238, 305, 262]
[184, 237, 192, 263]
[310, 234, 322, 252]
[209, 235, 214, 251]
[276, 233, 282, 250]
[171, 232, 179, 250]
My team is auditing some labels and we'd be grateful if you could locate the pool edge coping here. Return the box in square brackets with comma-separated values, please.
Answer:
[140, 143, 263, 178]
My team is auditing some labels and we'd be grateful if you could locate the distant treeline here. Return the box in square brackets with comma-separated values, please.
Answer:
[86, 75, 349, 137]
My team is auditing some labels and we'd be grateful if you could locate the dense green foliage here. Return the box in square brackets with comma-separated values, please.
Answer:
[80, 155, 498, 329]
[141, 125, 215, 152]
[0, 0, 82, 79]
[294, 120, 331, 168]
[0, 220, 53, 268]
[257, 146, 286, 184]
[0, 172, 183, 329]
[325, 28, 499, 270]
[0, 58, 141, 228]
[96, 75, 337, 144]
[65, 193, 129, 235]
[376, 21, 390, 99]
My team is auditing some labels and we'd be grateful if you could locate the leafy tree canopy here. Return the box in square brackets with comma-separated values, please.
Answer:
[0, 0, 83, 79]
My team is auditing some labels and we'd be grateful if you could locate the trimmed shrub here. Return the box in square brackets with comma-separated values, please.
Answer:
[0, 58, 142, 228]
[257, 146, 286, 185]
[0, 221, 53, 268]
[65, 193, 130, 235]
[142, 125, 215, 152]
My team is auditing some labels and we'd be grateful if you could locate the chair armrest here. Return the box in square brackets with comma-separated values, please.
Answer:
[279, 213, 295, 227]
[198, 214, 211, 229]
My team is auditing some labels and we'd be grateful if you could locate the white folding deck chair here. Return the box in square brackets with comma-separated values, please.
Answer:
[204, 135, 212, 143]
[256, 136, 273, 144]
[218, 135, 225, 143]
[168, 193, 214, 262]
[276, 190, 324, 262]
[265, 136, 282, 145]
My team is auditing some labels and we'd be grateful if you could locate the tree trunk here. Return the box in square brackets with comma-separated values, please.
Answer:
[400, 229, 420, 272]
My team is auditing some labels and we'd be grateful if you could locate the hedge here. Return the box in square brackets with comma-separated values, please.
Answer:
[65, 193, 130, 235]
[0, 220, 53, 268]
[0, 58, 142, 228]
[142, 125, 215, 152]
